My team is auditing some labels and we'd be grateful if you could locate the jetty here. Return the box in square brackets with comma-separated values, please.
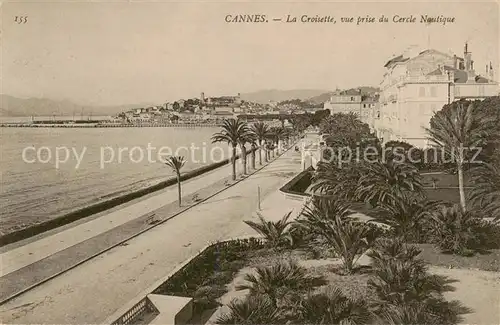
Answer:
[0, 122, 223, 128]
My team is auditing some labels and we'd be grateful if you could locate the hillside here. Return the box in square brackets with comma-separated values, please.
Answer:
[240, 89, 328, 104]
[0, 95, 155, 117]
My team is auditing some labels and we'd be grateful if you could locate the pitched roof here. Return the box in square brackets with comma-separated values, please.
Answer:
[427, 65, 467, 83]
[426, 65, 495, 84]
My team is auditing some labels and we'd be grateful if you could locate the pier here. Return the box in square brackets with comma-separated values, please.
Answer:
[0, 122, 223, 128]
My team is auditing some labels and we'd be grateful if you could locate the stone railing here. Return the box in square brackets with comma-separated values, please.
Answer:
[111, 296, 157, 325]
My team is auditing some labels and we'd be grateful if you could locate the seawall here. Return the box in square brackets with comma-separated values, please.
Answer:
[0, 151, 253, 247]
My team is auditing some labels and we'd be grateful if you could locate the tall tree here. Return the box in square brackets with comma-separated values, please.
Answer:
[212, 119, 252, 180]
[269, 126, 286, 154]
[251, 122, 271, 164]
[164, 156, 186, 207]
[426, 100, 493, 211]
[238, 132, 256, 175]
[320, 112, 375, 150]
[250, 140, 257, 170]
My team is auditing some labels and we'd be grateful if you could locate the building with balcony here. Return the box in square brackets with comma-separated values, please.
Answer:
[375, 43, 498, 148]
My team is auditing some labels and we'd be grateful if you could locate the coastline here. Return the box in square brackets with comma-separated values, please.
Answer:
[0, 123, 223, 128]
[0, 150, 254, 247]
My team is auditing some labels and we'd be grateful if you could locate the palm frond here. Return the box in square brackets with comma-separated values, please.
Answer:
[216, 295, 285, 325]
[164, 155, 186, 173]
[243, 211, 294, 247]
[469, 161, 500, 221]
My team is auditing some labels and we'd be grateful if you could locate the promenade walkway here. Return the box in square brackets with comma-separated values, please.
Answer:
[0, 162, 240, 276]
[0, 149, 302, 324]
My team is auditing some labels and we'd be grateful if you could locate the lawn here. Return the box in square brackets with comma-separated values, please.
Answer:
[421, 172, 471, 188]
[418, 244, 500, 272]
[424, 188, 466, 204]
[421, 172, 474, 205]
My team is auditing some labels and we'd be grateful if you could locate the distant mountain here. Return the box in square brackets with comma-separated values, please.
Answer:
[0, 95, 156, 117]
[308, 92, 335, 105]
[240, 89, 328, 104]
[308, 86, 380, 104]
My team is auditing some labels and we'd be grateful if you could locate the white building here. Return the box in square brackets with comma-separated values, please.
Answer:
[375, 43, 498, 148]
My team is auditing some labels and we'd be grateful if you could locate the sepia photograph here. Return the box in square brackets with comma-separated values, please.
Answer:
[0, 0, 499, 324]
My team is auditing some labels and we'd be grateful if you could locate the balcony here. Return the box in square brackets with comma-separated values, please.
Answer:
[382, 74, 453, 90]
[454, 83, 499, 99]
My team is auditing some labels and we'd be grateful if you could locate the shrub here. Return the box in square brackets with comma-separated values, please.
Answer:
[216, 295, 286, 325]
[236, 260, 323, 307]
[193, 284, 225, 313]
[297, 200, 378, 274]
[426, 204, 492, 255]
[368, 238, 470, 324]
[243, 212, 294, 248]
[293, 287, 372, 325]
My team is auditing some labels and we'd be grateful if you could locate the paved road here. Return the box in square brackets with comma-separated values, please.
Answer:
[0, 149, 301, 324]
[0, 161, 241, 276]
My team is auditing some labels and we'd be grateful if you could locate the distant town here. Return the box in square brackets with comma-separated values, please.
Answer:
[2, 42, 499, 149]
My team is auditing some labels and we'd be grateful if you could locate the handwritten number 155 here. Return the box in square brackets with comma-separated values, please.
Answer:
[15, 16, 28, 24]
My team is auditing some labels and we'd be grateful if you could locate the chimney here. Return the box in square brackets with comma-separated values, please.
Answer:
[464, 41, 473, 71]
[200, 92, 205, 102]
[489, 61, 494, 80]
[453, 55, 457, 69]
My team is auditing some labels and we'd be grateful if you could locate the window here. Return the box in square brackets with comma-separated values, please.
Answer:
[363, 104, 366, 108]
[351, 97, 355, 101]
[430, 86, 437, 97]
[419, 104, 425, 116]
[419, 87, 426, 97]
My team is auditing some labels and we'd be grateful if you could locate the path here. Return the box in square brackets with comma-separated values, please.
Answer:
[0, 162, 239, 276]
[0, 149, 301, 324]
[431, 266, 500, 325]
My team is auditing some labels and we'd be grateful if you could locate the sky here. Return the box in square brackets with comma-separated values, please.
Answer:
[1, 0, 499, 106]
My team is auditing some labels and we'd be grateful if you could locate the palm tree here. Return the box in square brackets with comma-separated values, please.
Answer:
[311, 161, 363, 201]
[164, 156, 186, 207]
[267, 142, 275, 159]
[355, 160, 423, 207]
[368, 247, 456, 306]
[250, 140, 257, 170]
[426, 101, 492, 211]
[216, 295, 285, 325]
[297, 198, 376, 274]
[295, 288, 372, 325]
[212, 119, 252, 180]
[244, 211, 294, 248]
[270, 126, 286, 155]
[238, 132, 256, 175]
[368, 238, 470, 324]
[251, 122, 271, 164]
[426, 203, 485, 255]
[372, 193, 441, 242]
[236, 260, 316, 307]
[469, 161, 500, 221]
